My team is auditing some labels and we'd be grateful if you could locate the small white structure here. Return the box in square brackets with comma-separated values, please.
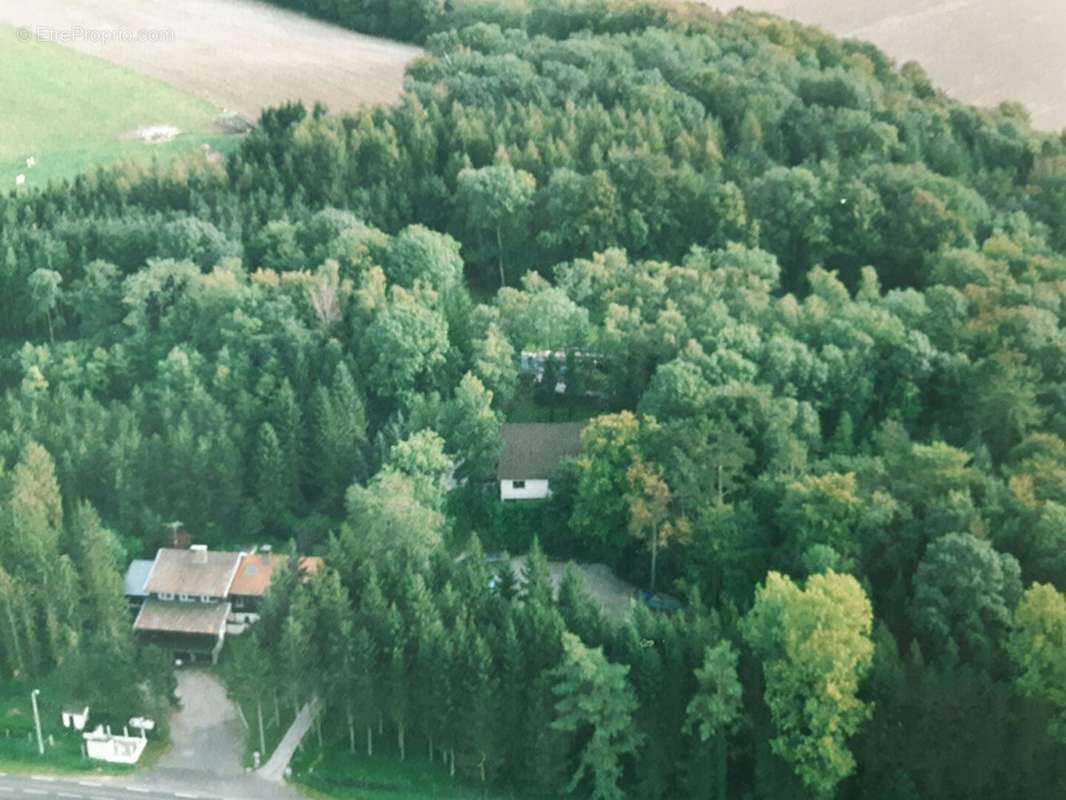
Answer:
[26, 157, 36, 168]
[83, 726, 147, 764]
[498, 423, 584, 501]
[128, 717, 156, 738]
[15, 174, 25, 187]
[61, 705, 90, 732]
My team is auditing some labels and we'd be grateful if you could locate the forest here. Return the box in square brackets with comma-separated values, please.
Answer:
[2, 0, 1066, 797]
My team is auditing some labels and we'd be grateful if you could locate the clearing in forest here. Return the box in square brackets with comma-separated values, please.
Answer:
[0, 24, 232, 189]
[0, 0, 421, 187]
[0, 0, 421, 120]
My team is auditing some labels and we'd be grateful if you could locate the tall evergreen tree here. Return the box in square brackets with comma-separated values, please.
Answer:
[551, 632, 641, 800]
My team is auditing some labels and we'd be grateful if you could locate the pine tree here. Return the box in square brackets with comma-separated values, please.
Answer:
[551, 632, 641, 800]
[68, 502, 128, 649]
[278, 587, 313, 713]
[254, 422, 289, 527]
[385, 604, 410, 760]
[453, 615, 498, 781]
[557, 565, 605, 647]
[685, 642, 744, 800]
[310, 569, 355, 742]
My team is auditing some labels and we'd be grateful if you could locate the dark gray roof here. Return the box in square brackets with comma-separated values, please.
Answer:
[143, 548, 242, 598]
[497, 422, 584, 480]
[123, 560, 155, 597]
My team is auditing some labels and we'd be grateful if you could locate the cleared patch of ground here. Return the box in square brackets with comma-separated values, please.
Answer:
[510, 556, 639, 616]
[0, 0, 422, 120]
[707, 0, 1066, 131]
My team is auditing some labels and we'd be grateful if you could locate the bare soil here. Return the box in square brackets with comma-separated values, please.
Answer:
[708, 0, 1066, 131]
[510, 557, 639, 616]
[0, 0, 422, 119]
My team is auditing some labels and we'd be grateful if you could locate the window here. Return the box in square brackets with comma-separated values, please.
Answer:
[512, 480, 526, 490]
[201, 595, 212, 603]
[179, 593, 193, 602]
[158, 592, 174, 601]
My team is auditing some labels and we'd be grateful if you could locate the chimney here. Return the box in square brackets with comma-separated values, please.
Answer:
[190, 544, 208, 564]
[164, 521, 191, 549]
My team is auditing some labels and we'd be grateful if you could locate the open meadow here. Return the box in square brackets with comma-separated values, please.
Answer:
[0, 24, 233, 189]
[708, 0, 1066, 131]
[0, 0, 421, 119]
[0, 0, 421, 187]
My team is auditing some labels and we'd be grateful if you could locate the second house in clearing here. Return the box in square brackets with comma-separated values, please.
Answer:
[127, 546, 321, 664]
[497, 422, 584, 501]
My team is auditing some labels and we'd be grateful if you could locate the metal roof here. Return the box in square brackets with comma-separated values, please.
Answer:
[123, 560, 155, 597]
[496, 422, 584, 480]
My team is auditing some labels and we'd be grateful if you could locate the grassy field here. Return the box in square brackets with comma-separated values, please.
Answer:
[235, 695, 296, 768]
[0, 24, 236, 189]
[0, 1, 420, 121]
[0, 673, 165, 774]
[705, 0, 1066, 131]
[293, 740, 532, 800]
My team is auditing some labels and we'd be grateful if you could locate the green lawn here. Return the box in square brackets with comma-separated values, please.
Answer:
[0, 674, 164, 774]
[0, 25, 239, 189]
[293, 742, 531, 800]
[235, 694, 296, 768]
[504, 388, 603, 424]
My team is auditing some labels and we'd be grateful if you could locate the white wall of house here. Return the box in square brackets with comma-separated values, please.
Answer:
[500, 478, 551, 501]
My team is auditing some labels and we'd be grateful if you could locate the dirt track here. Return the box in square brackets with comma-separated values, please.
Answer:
[708, 0, 1066, 132]
[0, 0, 422, 119]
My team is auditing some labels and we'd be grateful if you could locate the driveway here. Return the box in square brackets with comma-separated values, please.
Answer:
[134, 669, 302, 800]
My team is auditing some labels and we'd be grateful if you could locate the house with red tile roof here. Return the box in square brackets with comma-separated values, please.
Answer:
[125, 545, 321, 663]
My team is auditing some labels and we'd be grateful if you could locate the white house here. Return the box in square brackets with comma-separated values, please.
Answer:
[498, 422, 584, 501]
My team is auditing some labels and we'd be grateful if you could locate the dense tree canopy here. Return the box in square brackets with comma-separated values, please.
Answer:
[2, 0, 1066, 796]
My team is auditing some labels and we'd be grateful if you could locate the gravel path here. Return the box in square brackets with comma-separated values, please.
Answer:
[0, 0, 421, 119]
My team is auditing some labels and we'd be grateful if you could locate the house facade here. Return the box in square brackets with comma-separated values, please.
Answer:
[497, 422, 584, 501]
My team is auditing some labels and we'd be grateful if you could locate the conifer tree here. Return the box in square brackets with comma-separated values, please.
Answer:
[551, 632, 641, 800]
[685, 642, 744, 800]
[255, 422, 289, 526]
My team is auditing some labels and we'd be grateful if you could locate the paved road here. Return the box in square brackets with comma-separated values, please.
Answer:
[0, 770, 231, 799]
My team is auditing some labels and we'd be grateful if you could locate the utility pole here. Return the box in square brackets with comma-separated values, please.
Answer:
[30, 689, 43, 756]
